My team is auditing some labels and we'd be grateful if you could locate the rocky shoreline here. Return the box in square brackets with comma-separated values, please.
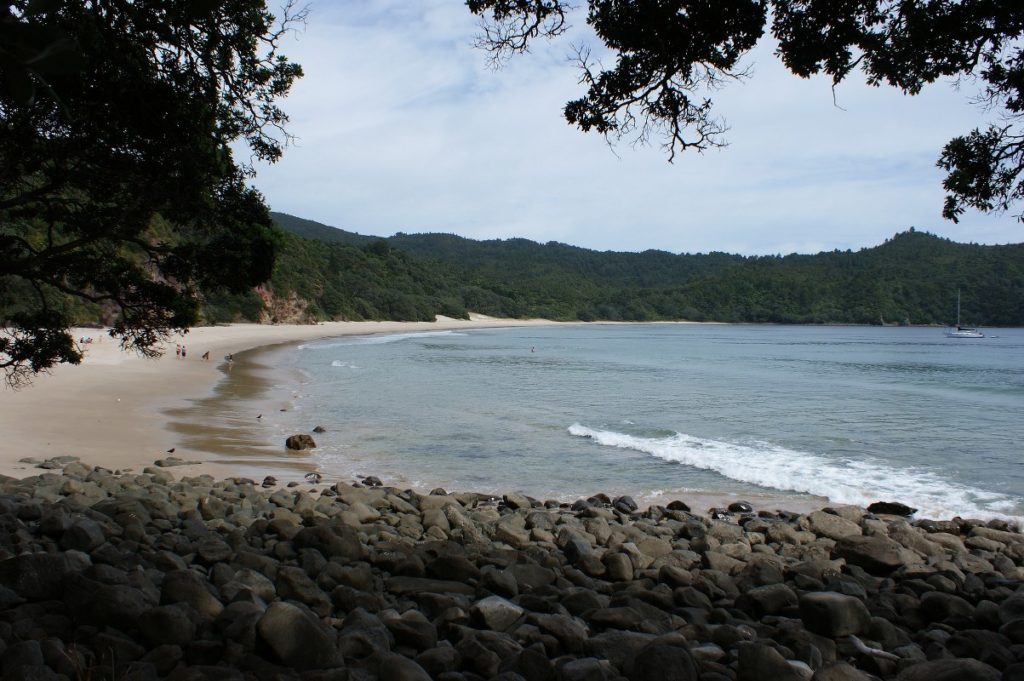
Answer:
[0, 458, 1021, 681]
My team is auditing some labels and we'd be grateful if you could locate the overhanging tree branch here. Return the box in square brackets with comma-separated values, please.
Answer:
[0, 0, 304, 387]
[469, 0, 1024, 222]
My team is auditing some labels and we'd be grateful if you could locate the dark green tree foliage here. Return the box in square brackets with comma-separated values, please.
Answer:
[265, 231, 475, 323]
[386, 228, 1023, 325]
[271, 215, 1024, 327]
[269, 211, 377, 247]
[0, 0, 302, 386]
[468, 0, 1024, 221]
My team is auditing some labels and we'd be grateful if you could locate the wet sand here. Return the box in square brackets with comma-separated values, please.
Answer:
[0, 317, 559, 482]
[161, 343, 831, 515]
[1, 317, 830, 514]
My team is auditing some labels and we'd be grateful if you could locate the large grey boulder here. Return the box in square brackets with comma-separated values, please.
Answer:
[216, 601, 264, 649]
[867, 501, 916, 516]
[65, 575, 156, 627]
[194, 536, 233, 564]
[604, 552, 634, 582]
[627, 641, 699, 681]
[377, 652, 433, 681]
[834, 535, 906, 574]
[275, 566, 329, 609]
[337, 607, 393, 658]
[919, 591, 975, 623]
[426, 554, 481, 582]
[161, 569, 223, 618]
[1000, 593, 1024, 624]
[584, 631, 657, 673]
[500, 643, 555, 681]
[0, 554, 70, 601]
[807, 511, 862, 540]
[738, 642, 807, 681]
[256, 601, 340, 670]
[60, 518, 106, 552]
[471, 595, 524, 631]
[285, 434, 316, 450]
[384, 609, 437, 652]
[1, 640, 46, 678]
[507, 563, 557, 591]
[292, 523, 365, 561]
[561, 657, 612, 681]
[531, 613, 589, 653]
[559, 528, 596, 562]
[415, 644, 461, 677]
[138, 604, 197, 647]
[221, 568, 276, 603]
[799, 592, 871, 637]
[736, 583, 799, 617]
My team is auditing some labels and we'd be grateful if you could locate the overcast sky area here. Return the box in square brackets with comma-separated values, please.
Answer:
[249, 0, 1022, 256]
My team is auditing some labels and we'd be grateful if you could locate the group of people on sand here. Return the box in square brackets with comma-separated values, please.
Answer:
[175, 343, 210, 361]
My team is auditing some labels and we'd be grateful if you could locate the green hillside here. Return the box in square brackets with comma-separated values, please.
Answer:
[268, 212, 376, 247]
[261, 215, 1023, 326]
[48, 212, 1018, 328]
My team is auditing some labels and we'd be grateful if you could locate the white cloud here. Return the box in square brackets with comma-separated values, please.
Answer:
[251, 0, 1020, 255]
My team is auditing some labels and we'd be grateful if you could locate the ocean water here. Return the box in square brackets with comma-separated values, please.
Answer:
[263, 324, 1024, 521]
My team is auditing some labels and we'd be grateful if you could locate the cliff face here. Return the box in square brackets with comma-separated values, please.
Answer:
[256, 285, 316, 325]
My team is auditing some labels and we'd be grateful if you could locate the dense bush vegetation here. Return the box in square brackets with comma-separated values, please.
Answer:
[380, 224, 1023, 326]
[55, 213, 1024, 327]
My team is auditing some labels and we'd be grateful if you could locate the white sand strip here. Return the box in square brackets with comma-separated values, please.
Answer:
[0, 316, 558, 480]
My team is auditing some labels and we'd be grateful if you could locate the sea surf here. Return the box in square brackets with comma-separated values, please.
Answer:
[252, 323, 1024, 522]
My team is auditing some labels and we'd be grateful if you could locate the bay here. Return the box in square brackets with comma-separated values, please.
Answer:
[265, 323, 1024, 521]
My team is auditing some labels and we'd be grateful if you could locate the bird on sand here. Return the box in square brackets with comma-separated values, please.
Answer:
[257, 414, 262, 419]
[166, 447, 175, 453]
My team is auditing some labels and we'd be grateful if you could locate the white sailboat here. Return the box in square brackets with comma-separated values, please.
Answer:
[945, 290, 984, 338]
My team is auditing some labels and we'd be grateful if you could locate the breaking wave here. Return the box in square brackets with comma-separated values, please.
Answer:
[299, 330, 465, 350]
[568, 424, 1022, 522]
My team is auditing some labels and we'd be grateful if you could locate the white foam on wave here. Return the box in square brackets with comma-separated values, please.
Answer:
[299, 330, 465, 350]
[568, 424, 1023, 522]
[330, 360, 358, 369]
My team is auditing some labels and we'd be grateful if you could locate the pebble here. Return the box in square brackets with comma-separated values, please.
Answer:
[0, 457, 1019, 681]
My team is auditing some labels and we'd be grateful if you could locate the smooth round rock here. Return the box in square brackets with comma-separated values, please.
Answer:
[256, 601, 340, 670]
[799, 592, 871, 637]
[285, 434, 316, 450]
[627, 642, 699, 681]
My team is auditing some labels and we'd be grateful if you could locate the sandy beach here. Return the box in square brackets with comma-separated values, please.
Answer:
[1, 317, 835, 514]
[2, 320, 1021, 681]
[0, 316, 558, 482]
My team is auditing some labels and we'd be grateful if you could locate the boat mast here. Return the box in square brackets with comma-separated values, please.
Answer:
[956, 289, 961, 326]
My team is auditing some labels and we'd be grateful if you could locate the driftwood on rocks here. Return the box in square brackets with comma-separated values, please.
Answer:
[0, 458, 1020, 681]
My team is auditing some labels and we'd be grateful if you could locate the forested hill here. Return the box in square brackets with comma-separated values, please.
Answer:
[269, 212, 376, 247]
[264, 213, 1023, 326]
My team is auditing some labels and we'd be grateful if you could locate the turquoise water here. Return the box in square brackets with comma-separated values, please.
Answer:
[268, 324, 1024, 521]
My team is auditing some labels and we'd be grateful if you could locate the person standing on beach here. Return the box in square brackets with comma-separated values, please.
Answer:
[176, 343, 181, 359]
[182, 345, 187, 358]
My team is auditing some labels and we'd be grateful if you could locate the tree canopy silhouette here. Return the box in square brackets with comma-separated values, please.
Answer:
[0, 0, 303, 387]
[468, 0, 1024, 222]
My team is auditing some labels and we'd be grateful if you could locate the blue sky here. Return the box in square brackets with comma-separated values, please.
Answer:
[249, 0, 1021, 255]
